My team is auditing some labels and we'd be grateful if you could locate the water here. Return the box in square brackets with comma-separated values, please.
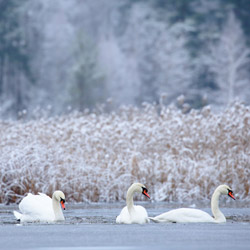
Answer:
[0, 203, 250, 250]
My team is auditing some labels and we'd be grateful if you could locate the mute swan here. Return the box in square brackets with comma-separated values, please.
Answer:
[116, 183, 150, 224]
[13, 190, 66, 223]
[150, 184, 235, 223]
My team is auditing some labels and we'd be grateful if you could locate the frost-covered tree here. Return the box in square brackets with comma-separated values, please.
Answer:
[70, 34, 105, 111]
[122, 3, 162, 104]
[0, 0, 31, 118]
[155, 21, 194, 103]
[21, 0, 77, 115]
[116, 2, 194, 105]
[206, 11, 250, 106]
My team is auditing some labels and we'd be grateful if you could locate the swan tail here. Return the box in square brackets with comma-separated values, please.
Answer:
[13, 211, 22, 221]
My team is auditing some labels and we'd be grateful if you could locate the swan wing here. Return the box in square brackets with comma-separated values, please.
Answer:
[116, 205, 149, 224]
[151, 208, 215, 223]
[133, 205, 149, 224]
[116, 206, 131, 224]
[18, 193, 54, 222]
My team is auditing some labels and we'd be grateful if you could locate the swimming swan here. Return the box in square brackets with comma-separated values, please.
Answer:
[149, 184, 235, 223]
[13, 190, 66, 223]
[116, 183, 150, 224]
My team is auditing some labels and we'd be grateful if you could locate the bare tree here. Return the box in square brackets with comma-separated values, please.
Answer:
[0, 0, 31, 118]
[70, 34, 105, 111]
[115, 2, 193, 105]
[206, 11, 250, 106]
[155, 21, 194, 103]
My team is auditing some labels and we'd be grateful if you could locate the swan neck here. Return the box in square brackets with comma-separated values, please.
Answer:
[211, 188, 226, 222]
[52, 195, 65, 221]
[126, 186, 136, 213]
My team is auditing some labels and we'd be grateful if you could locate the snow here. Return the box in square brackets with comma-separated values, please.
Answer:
[0, 102, 249, 204]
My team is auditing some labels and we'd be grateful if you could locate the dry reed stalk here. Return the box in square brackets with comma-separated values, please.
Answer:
[0, 102, 249, 204]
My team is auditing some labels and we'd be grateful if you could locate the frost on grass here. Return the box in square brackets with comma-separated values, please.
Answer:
[0, 102, 249, 204]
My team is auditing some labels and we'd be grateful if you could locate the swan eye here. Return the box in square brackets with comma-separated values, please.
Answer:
[60, 198, 65, 204]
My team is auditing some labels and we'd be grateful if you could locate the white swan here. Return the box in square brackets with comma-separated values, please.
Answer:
[116, 183, 150, 224]
[13, 190, 66, 223]
[149, 184, 235, 223]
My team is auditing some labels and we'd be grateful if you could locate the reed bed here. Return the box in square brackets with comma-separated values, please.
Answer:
[0, 102, 249, 204]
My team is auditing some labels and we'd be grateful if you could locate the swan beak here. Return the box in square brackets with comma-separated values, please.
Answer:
[228, 191, 235, 200]
[60, 200, 66, 210]
[143, 190, 150, 199]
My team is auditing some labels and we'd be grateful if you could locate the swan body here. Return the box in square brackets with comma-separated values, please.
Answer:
[13, 190, 66, 223]
[116, 183, 150, 224]
[150, 208, 216, 223]
[150, 185, 235, 223]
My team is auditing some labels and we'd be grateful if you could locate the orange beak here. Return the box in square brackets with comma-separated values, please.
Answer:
[228, 191, 235, 200]
[60, 200, 66, 210]
[143, 189, 150, 199]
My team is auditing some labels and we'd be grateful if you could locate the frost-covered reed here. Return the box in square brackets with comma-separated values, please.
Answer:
[0, 102, 249, 204]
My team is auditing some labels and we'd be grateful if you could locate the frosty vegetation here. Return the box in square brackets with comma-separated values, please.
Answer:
[0, 102, 249, 204]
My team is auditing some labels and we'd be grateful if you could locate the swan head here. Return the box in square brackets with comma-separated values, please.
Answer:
[217, 185, 235, 200]
[53, 190, 66, 210]
[130, 183, 150, 199]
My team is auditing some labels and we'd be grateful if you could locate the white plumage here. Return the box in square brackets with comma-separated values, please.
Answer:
[13, 191, 66, 223]
[149, 185, 235, 223]
[116, 183, 150, 224]
[116, 204, 149, 224]
[150, 207, 215, 223]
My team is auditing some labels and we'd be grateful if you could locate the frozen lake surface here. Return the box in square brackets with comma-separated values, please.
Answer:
[0, 202, 250, 250]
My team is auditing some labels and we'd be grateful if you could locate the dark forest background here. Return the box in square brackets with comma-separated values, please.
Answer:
[0, 0, 250, 119]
